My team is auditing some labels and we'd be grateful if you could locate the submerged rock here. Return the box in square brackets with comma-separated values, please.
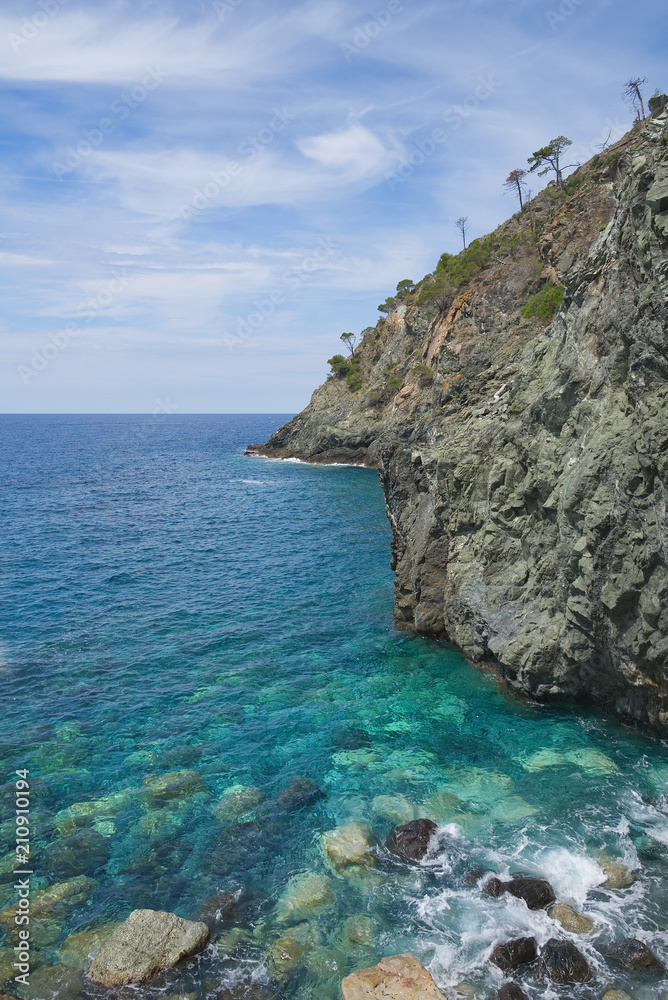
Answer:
[344, 914, 376, 946]
[321, 822, 375, 871]
[386, 818, 437, 862]
[59, 922, 119, 968]
[212, 784, 262, 822]
[612, 937, 665, 972]
[87, 908, 209, 986]
[537, 938, 592, 984]
[341, 953, 445, 1000]
[219, 986, 276, 1000]
[489, 937, 537, 972]
[602, 992, 633, 1000]
[496, 986, 527, 1000]
[275, 873, 334, 923]
[277, 776, 325, 810]
[41, 828, 111, 878]
[597, 852, 635, 889]
[54, 790, 134, 833]
[0, 876, 95, 925]
[371, 793, 419, 825]
[141, 769, 205, 805]
[548, 901, 594, 934]
[332, 728, 371, 749]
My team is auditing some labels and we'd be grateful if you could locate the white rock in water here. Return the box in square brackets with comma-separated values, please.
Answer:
[342, 953, 445, 999]
[275, 873, 335, 923]
[87, 909, 209, 986]
[321, 822, 375, 871]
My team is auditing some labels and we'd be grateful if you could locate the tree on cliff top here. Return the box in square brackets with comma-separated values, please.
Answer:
[623, 77, 647, 121]
[455, 216, 469, 250]
[528, 136, 574, 189]
[340, 332, 358, 356]
[503, 168, 528, 210]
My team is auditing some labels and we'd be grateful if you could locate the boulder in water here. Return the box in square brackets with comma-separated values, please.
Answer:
[602, 991, 633, 1000]
[612, 937, 665, 972]
[332, 728, 371, 749]
[321, 822, 375, 871]
[341, 953, 445, 1000]
[596, 852, 635, 888]
[41, 828, 111, 878]
[489, 937, 537, 972]
[275, 872, 334, 923]
[496, 985, 527, 1000]
[548, 901, 594, 934]
[538, 938, 592, 984]
[87, 908, 209, 986]
[505, 876, 556, 910]
[212, 785, 262, 822]
[278, 776, 325, 810]
[141, 769, 205, 805]
[386, 819, 437, 862]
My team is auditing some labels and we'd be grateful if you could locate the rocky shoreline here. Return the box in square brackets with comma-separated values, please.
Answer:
[249, 97, 668, 736]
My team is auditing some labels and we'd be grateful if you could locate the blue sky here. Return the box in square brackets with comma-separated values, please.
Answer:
[0, 0, 665, 413]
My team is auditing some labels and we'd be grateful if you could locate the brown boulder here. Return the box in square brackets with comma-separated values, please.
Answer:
[489, 937, 537, 972]
[386, 819, 438, 862]
[341, 953, 445, 999]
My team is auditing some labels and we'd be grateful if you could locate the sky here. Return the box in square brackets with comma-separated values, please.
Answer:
[0, 0, 665, 413]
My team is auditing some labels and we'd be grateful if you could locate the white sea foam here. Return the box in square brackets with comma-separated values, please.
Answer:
[537, 846, 607, 905]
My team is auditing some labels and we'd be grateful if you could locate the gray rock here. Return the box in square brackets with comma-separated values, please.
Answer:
[649, 93, 668, 117]
[538, 938, 592, 984]
[489, 936, 537, 972]
[87, 908, 209, 986]
[386, 818, 438, 861]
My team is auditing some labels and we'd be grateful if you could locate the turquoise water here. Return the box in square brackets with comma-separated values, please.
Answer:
[0, 414, 667, 1000]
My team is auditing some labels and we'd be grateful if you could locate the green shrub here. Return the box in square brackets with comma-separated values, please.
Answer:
[563, 174, 582, 195]
[412, 363, 434, 385]
[521, 284, 565, 321]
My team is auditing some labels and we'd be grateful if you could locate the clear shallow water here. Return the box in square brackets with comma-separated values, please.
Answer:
[0, 414, 667, 1000]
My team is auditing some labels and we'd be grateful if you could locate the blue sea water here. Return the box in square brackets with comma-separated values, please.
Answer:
[0, 413, 667, 1000]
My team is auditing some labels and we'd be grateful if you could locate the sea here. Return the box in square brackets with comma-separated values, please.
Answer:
[0, 413, 667, 1000]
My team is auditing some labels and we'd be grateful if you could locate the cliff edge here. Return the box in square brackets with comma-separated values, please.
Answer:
[249, 101, 668, 734]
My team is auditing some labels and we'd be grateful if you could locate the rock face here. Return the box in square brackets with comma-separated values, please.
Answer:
[538, 938, 592, 984]
[87, 909, 209, 986]
[386, 819, 437, 861]
[341, 953, 445, 1000]
[489, 937, 537, 972]
[249, 111, 668, 735]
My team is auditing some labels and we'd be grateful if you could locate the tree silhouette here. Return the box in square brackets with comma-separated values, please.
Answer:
[623, 77, 647, 121]
[528, 136, 574, 189]
[455, 216, 469, 250]
[503, 168, 528, 210]
[340, 332, 358, 356]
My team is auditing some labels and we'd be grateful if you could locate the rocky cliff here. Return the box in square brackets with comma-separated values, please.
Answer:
[249, 100, 668, 735]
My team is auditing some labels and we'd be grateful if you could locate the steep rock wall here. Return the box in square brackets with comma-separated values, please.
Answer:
[250, 110, 668, 734]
